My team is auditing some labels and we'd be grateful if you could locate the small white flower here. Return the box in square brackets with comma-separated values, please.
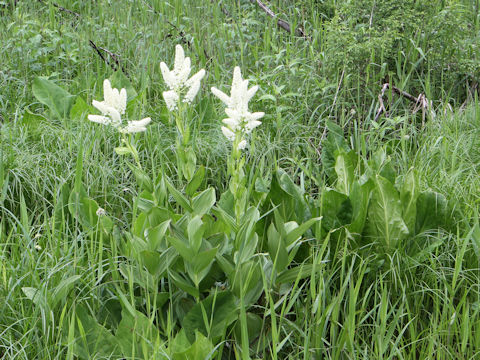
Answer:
[160, 45, 206, 110]
[160, 62, 177, 89]
[211, 67, 259, 113]
[211, 87, 231, 107]
[221, 126, 235, 141]
[185, 69, 206, 88]
[87, 114, 111, 125]
[92, 79, 127, 116]
[96, 207, 106, 216]
[89, 79, 151, 133]
[163, 90, 179, 111]
[244, 120, 262, 133]
[91, 100, 122, 126]
[183, 70, 205, 104]
[89, 80, 125, 127]
[102, 79, 127, 115]
[34, 244, 42, 251]
[212, 66, 264, 151]
[222, 118, 240, 130]
[120, 117, 152, 134]
[237, 139, 247, 150]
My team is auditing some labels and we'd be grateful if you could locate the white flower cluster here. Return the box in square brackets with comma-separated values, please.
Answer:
[160, 44, 206, 111]
[211, 67, 264, 150]
[88, 79, 151, 133]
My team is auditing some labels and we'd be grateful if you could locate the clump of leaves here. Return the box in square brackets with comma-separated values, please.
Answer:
[321, 0, 479, 102]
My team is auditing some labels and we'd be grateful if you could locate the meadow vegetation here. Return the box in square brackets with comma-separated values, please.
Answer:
[1, 0, 480, 359]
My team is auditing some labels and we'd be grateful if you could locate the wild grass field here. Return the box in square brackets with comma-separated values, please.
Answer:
[1, 0, 480, 359]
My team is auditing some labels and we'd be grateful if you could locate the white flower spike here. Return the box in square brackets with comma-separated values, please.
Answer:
[212, 66, 264, 150]
[160, 44, 206, 110]
[88, 79, 151, 134]
[93, 79, 127, 115]
[120, 117, 152, 134]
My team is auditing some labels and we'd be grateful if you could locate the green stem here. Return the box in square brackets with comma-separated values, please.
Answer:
[229, 132, 246, 224]
[122, 134, 142, 170]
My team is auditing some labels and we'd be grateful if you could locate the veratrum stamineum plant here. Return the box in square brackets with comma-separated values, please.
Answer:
[212, 66, 264, 222]
[88, 78, 151, 168]
[160, 44, 206, 182]
[55, 46, 321, 359]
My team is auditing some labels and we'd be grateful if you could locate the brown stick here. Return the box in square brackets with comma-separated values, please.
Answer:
[374, 83, 435, 126]
[250, 0, 310, 39]
[37, 0, 80, 17]
[89, 40, 128, 76]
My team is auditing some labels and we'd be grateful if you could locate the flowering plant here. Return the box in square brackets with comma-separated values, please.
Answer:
[88, 79, 151, 168]
[160, 44, 206, 182]
[160, 44, 206, 111]
[212, 66, 264, 151]
[88, 79, 151, 134]
[212, 66, 264, 222]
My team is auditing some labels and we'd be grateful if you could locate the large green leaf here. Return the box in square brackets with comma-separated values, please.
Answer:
[365, 175, 409, 249]
[182, 291, 237, 342]
[22, 287, 49, 311]
[170, 330, 215, 360]
[321, 120, 350, 181]
[334, 150, 356, 195]
[115, 309, 163, 359]
[234, 207, 260, 265]
[320, 188, 352, 230]
[347, 179, 373, 236]
[69, 96, 91, 120]
[167, 235, 194, 260]
[415, 191, 449, 234]
[73, 306, 121, 359]
[187, 215, 205, 253]
[186, 247, 218, 287]
[127, 163, 153, 192]
[231, 260, 264, 306]
[267, 223, 289, 272]
[186, 165, 205, 197]
[400, 170, 419, 234]
[140, 247, 177, 278]
[32, 77, 76, 120]
[166, 179, 193, 212]
[233, 312, 263, 345]
[169, 271, 199, 298]
[146, 219, 171, 251]
[276, 263, 323, 285]
[51, 275, 82, 309]
[285, 216, 323, 245]
[192, 187, 216, 216]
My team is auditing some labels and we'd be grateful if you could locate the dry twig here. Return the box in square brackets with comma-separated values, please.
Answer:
[37, 0, 80, 17]
[249, 0, 310, 40]
[89, 40, 128, 76]
[375, 83, 435, 126]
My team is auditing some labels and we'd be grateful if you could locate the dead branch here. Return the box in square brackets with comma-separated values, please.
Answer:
[37, 0, 80, 17]
[89, 40, 128, 76]
[374, 83, 435, 126]
[250, 0, 310, 40]
[460, 80, 479, 111]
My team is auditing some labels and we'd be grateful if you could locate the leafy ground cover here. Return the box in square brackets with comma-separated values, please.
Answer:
[1, 0, 480, 359]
